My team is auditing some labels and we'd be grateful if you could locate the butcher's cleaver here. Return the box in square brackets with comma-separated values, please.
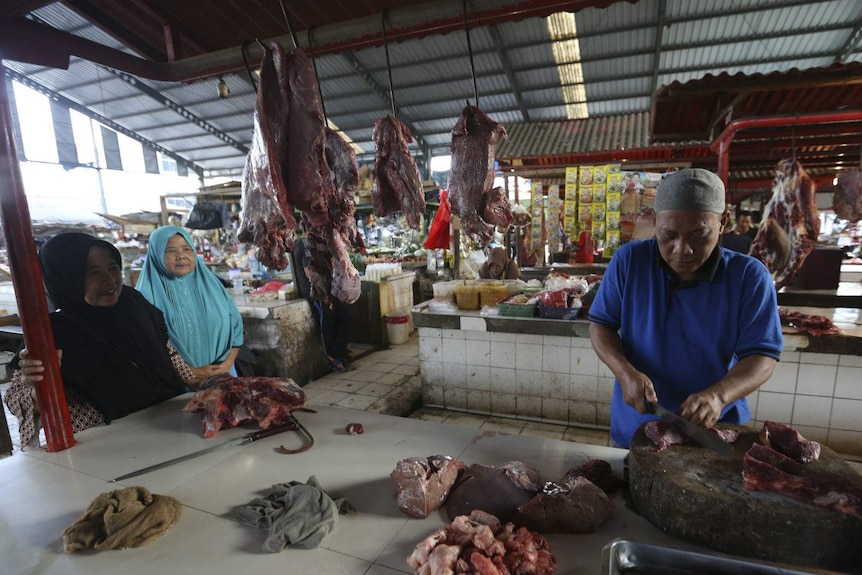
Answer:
[646, 402, 733, 456]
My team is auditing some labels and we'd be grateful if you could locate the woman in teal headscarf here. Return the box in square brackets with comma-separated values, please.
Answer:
[136, 226, 243, 380]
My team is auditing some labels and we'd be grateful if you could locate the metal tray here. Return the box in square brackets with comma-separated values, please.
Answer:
[601, 539, 843, 575]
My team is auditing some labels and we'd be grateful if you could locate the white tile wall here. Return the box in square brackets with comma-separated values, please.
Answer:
[796, 364, 836, 396]
[419, 328, 862, 455]
[835, 366, 862, 400]
[791, 395, 833, 428]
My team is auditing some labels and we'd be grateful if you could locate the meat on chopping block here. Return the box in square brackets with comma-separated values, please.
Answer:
[833, 169, 862, 222]
[749, 158, 820, 289]
[448, 105, 510, 244]
[643, 420, 739, 453]
[390, 455, 466, 519]
[743, 443, 861, 517]
[759, 420, 821, 463]
[627, 425, 862, 571]
[183, 374, 306, 438]
[370, 116, 426, 230]
[239, 42, 298, 270]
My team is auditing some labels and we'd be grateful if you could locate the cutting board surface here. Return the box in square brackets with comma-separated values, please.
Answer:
[627, 425, 862, 572]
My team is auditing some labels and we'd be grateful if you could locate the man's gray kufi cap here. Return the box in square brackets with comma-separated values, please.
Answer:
[655, 168, 725, 214]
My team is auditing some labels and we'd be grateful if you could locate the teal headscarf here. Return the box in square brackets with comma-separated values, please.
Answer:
[136, 226, 243, 368]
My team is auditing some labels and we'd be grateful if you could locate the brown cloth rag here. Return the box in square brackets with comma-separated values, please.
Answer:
[62, 486, 182, 553]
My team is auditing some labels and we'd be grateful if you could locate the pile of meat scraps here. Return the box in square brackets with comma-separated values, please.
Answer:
[407, 510, 556, 575]
[239, 42, 364, 304]
[743, 421, 862, 517]
[448, 105, 512, 244]
[183, 374, 306, 438]
[749, 158, 820, 289]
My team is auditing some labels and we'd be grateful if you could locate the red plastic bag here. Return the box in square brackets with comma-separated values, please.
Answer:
[424, 190, 451, 249]
[251, 281, 284, 294]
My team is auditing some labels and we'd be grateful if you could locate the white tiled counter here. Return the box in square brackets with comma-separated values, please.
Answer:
[413, 303, 862, 457]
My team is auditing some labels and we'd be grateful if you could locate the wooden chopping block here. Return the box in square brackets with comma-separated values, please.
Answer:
[627, 425, 862, 572]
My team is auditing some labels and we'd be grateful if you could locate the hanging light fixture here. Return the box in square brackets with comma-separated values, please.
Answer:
[217, 76, 229, 98]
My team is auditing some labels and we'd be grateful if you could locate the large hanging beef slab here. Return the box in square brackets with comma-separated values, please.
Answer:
[833, 169, 862, 222]
[627, 424, 862, 571]
[370, 116, 425, 230]
[238, 43, 297, 270]
[749, 159, 820, 289]
[448, 105, 509, 244]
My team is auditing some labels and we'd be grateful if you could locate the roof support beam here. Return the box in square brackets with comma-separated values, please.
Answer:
[99, 66, 249, 154]
[835, 16, 862, 64]
[487, 25, 529, 122]
[2, 66, 204, 177]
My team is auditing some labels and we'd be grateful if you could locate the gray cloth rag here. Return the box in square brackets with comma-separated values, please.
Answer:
[235, 476, 352, 552]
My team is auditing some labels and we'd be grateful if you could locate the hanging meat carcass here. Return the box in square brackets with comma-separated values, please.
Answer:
[448, 105, 510, 244]
[833, 169, 862, 223]
[370, 116, 426, 230]
[238, 43, 298, 270]
[239, 42, 362, 304]
[749, 159, 820, 290]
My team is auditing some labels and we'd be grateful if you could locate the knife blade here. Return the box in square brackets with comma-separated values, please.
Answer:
[110, 420, 298, 483]
[646, 402, 733, 456]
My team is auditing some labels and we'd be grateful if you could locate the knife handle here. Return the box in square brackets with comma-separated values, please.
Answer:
[249, 421, 296, 442]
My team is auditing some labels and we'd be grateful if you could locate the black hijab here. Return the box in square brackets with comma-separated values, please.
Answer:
[40, 233, 185, 422]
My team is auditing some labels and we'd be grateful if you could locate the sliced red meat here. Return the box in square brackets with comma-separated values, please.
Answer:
[749, 159, 820, 289]
[644, 420, 687, 451]
[183, 374, 306, 438]
[448, 105, 509, 244]
[371, 116, 426, 230]
[743, 444, 862, 517]
[833, 169, 862, 223]
[760, 420, 821, 463]
[391, 455, 466, 519]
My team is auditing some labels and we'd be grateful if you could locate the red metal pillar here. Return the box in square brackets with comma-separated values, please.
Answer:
[0, 63, 74, 451]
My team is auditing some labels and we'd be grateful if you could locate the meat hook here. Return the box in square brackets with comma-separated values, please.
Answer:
[276, 414, 315, 454]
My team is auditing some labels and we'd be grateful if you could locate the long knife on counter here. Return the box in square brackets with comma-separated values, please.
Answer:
[646, 402, 733, 456]
[111, 417, 306, 483]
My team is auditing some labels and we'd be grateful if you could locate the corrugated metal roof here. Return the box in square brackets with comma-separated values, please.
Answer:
[1, 0, 860, 185]
[496, 112, 656, 159]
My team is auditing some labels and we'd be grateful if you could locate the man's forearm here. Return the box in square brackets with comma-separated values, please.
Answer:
[712, 354, 778, 405]
[589, 322, 633, 380]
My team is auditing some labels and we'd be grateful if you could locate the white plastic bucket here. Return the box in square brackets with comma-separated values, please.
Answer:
[384, 310, 412, 345]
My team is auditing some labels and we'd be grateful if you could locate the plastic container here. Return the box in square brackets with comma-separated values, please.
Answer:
[479, 282, 509, 307]
[454, 283, 480, 310]
[432, 280, 461, 301]
[232, 279, 244, 295]
[384, 309, 412, 345]
[498, 302, 537, 317]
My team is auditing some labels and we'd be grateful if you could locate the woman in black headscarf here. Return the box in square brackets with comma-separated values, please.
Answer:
[3, 233, 194, 447]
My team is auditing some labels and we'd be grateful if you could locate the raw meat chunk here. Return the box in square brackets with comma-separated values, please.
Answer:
[183, 374, 306, 438]
[391, 455, 466, 519]
[371, 116, 425, 230]
[760, 420, 821, 463]
[833, 169, 862, 222]
[512, 477, 615, 534]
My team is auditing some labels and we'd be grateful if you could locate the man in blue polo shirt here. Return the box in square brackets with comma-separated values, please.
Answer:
[588, 168, 783, 448]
